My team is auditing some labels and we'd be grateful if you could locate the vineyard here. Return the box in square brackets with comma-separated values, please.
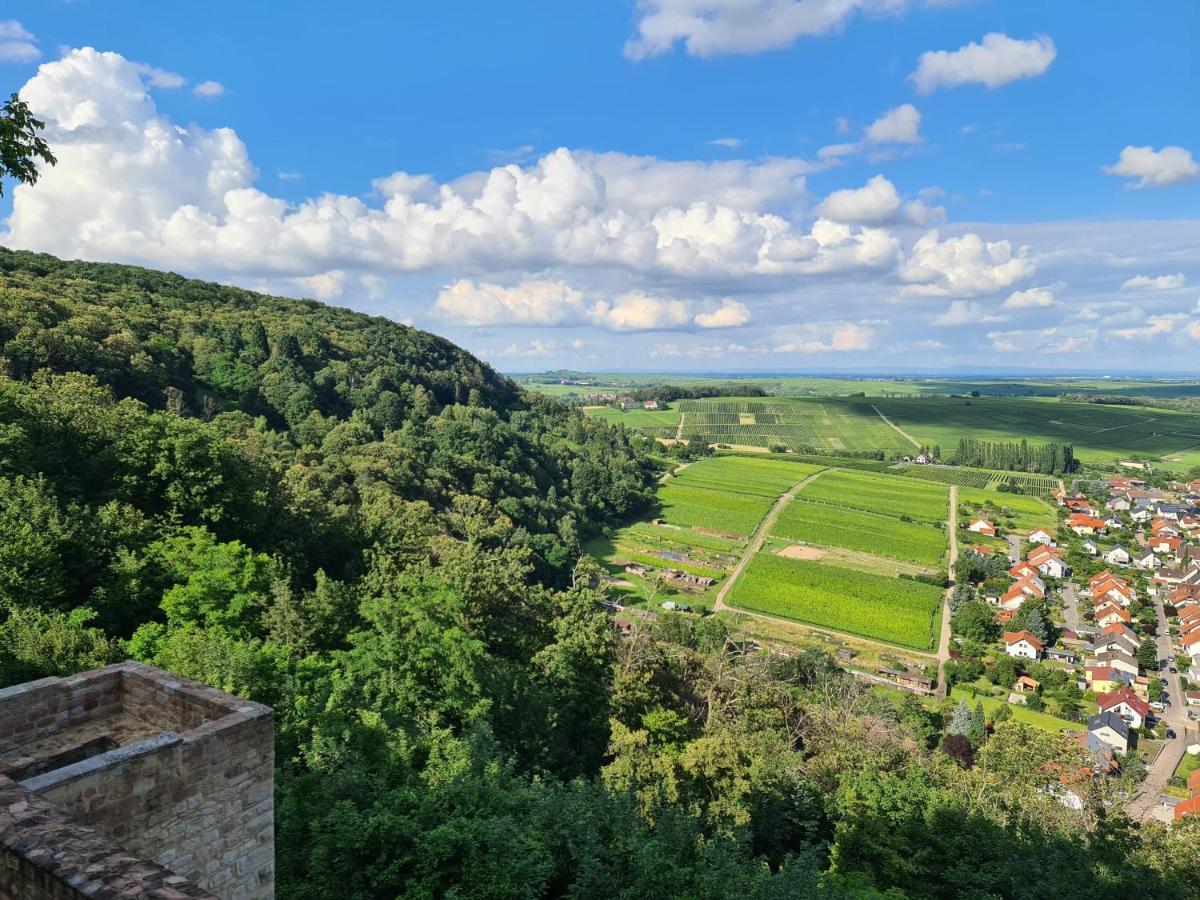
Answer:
[668, 457, 822, 497]
[798, 470, 950, 524]
[890, 464, 1060, 493]
[656, 483, 775, 537]
[675, 398, 912, 451]
[727, 554, 942, 650]
[772, 501, 947, 567]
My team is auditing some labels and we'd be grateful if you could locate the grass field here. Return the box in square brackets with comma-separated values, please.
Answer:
[656, 483, 777, 536]
[573, 384, 1200, 469]
[667, 457, 822, 497]
[798, 470, 949, 524]
[957, 487, 1056, 534]
[874, 396, 1200, 469]
[517, 373, 1200, 401]
[947, 687, 1080, 734]
[584, 405, 680, 439]
[676, 397, 912, 452]
[727, 553, 943, 650]
[773, 501, 946, 567]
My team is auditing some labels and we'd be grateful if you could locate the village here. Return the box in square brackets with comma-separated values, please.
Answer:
[957, 473, 1200, 822]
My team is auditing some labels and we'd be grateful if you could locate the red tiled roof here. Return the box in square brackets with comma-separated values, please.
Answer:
[1004, 629, 1045, 651]
[1097, 686, 1150, 718]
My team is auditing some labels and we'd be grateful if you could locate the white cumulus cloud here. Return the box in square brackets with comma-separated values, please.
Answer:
[7, 49, 897, 288]
[193, 80, 225, 99]
[911, 33, 1056, 93]
[1121, 273, 1186, 291]
[1002, 287, 1055, 309]
[865, 104, 922, 144]
[1104, 146, 1199, 188]
[694, 299, 751, 328]
[435, 279, 586, 326]
[624, 0, 911, 60]
[900, 230, 1035, 298]
[815, 174, 942, 225]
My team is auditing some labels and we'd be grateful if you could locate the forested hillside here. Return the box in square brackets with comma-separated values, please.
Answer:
[0, 248, 1196, 898]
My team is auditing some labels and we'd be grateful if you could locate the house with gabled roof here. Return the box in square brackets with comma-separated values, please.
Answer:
[1097, 686, 1150, 729]
[1027, 527, 1055, 546]
[1088, 711, 1133, 755]
[1094, 602, 1131, 627]
[1068, 513, 1107, 535]
[1092, 649, 1139, 677]
[968, 518, 997, 536]
[1081, 538, 1099, 556]
[1028, 544, 1069, 578]
[1004, 630, 1044, 660]
[1133, 548, 1160, 570]
[1104, 546, 1132, 566]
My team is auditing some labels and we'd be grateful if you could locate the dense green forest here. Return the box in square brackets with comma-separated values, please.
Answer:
[0, 248, 1196, 898]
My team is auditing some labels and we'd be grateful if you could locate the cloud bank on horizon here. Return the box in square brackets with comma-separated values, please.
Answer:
[1, 1, 1198, 371]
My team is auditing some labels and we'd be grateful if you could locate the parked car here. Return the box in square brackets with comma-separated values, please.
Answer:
[1167, 729, 1177, 739]
[1150, 701, 1166, 711]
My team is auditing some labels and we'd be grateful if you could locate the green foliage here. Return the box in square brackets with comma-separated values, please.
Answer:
[0, 606, 118, 684]
[1, 251, 1194, 898]
[797, 470, 949, 524]
[0, 93, 56, 198]
[951, 600, 999, 643]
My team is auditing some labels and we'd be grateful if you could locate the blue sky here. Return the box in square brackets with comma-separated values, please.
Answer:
[2, 1, 1199, 371]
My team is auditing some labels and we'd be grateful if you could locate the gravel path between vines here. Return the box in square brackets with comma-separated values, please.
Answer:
[870, 404, 922, 449]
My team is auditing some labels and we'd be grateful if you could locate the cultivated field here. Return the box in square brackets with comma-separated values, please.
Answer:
[588, 455, 820, 612]
[798, 470, 949, 524]
[675, 397, 912, 452]
[874, 396, 1200, 469]
[773, 501, 947, 567]
[890, 464, 1059, 493]
[727, 554, 943, 650]
[584, 405, 680, 440]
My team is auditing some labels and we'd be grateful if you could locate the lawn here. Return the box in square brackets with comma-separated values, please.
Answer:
[798, 469, 950, 524]
[1175, 752, 1200, 782]
[726, 553, 943, 650]
[772, 500, 947, 568]
[947, 687, 1081, 734]
[958, 488, 1057, 534]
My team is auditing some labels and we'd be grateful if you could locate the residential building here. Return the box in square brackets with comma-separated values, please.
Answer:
[1088, 711, 1133, 755]
[1004, 630, 1044, 660]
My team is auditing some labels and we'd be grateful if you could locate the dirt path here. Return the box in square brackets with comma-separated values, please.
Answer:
[935, 485, 958, 700]
[871, 404, 921, 448]
[658, 461, 691, 484]
[674, 412, 686, 442]
[714, 468, 830, 613]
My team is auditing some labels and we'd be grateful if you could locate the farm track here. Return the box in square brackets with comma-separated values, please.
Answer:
[674, 412, 686, 442]
[935, 485, 957, 700]
[714, 468, 830, 613]
[871, 404, 921, 448]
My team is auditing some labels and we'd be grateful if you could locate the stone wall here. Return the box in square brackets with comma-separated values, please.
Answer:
[0, 775, 217, 899]
[0, 663, 274, 900]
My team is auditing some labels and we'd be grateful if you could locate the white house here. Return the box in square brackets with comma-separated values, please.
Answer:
[1027, 528, 1055, 546]
[1104, 546, 1132, 566]
[1088, 711, 1132, 755]
[1081, 539, 1099, 556]
[967, 518, 997, 536]
[1004, 630, 1044, 660]
[1097, 687, 1150, 729]
[1134, 550, 1160, 571]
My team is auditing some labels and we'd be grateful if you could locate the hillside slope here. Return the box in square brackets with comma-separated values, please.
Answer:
[0, 249, 1195, 898]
